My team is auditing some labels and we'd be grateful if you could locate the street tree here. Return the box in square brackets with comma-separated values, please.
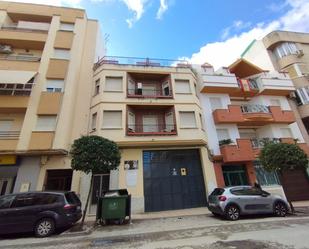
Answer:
[70, 135, 121, 226]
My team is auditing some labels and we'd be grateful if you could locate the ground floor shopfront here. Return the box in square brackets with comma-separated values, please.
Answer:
[82, 146, 217, 214]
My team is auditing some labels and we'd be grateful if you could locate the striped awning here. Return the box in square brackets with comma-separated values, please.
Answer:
[0, 70, 37, 84]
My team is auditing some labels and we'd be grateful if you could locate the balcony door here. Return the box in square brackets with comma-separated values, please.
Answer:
[143, 115, 159, 132]
[142, 85, 156, 96]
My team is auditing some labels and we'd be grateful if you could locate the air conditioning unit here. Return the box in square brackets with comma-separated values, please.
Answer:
[296, 49, 304, 57]
[0, 44, 12, 54]
[289, 92, 297, 99]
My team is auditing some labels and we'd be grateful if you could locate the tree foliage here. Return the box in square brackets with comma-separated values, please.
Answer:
[70, 135, 121, 174]
[259, 142, 308, 172]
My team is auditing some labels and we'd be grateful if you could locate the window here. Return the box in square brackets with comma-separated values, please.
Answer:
[280, 128, 292, 138]
[209, 97, 223, 110]
[35, 116, 57, 131]
[0, 120, 13, 131]
[104, 77, 123, 92]
[53, 49, 70, 60]
[45, 79, 64, 92]
[179, 111, 196, 128]
[94, 78, 100, 95]
[270, 99, 281, 107]
[91, 113, 97, 131]
[216, 129, 229, 141]
[59, 23, 74, 32]
[0, 195, 15, 209]
[102, 111, 122, 129]
[273, 42, 298, 59]
[199, 113, 205, 130]
[296, 87, 309, 105]
[11, 194, 36, 208]
[254, 161, 280, 186]
[175, 80, 191, 94]
[34, 194, 61, 205]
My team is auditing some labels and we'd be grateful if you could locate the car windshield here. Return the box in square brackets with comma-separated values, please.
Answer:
[65, 192, 81, 205]
[0, 195, 15, 209]
[210, 188, 225, 196]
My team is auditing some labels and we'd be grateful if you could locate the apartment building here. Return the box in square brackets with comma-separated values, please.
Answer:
[242, 31, 309, 145]
[86, 56, 217, 213]
[0, 2, 101, 196]
[198, 59, 309, 201]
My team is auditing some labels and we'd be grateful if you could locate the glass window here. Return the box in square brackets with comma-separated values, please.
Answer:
[210, 188, 225, 196]
[209, 97, 223, 110]
[45, 79, 64, 92]
[199, 113, 205, 130]
[254, 161, 280, 186]
[12, 194, 36, 208]
[53, 49, 70, 60]
[35, 194, 62, 205]
[273, 42, 298, 59]
[91, 113, 97, 131]
[94, 78, 100, 95]
[179, 111, 197, 128]
[175, 80, 191, 94]
[59, 23, 74, 32]
[65, 192, 81, 205]
[35, 115, 57, 131]
[102, 111, 122, 129]
[104, 77, 123, 92]
[216, 129, 229, 141]
[280, 128, 292, 138]
[0, 120, 13, 132]
[0, 195, 15, 209]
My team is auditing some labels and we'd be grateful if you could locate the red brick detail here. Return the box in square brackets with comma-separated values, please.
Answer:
[213, 162, 225, 188]
[246, 161, 257, 185]
[220, 139, 256, 163]
[213, 105, 244, 124]
[270, 106, 295, 124]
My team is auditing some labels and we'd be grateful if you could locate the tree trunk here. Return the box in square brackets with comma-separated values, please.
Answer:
[80, 174, 94, 228]
[279, 170, 295, 213]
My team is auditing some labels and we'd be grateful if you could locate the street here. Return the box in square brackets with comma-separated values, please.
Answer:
[1, 212, 309, 249]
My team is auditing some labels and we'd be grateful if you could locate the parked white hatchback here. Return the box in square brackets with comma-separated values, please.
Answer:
[208, 186, 290, 220]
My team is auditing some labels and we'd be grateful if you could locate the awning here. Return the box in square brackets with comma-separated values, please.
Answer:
[0, 70, 37, 84]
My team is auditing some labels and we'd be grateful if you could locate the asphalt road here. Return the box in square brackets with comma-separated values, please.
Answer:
[1, 214, 309, 249]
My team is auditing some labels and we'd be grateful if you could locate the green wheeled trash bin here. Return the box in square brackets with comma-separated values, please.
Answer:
[97, 189, 131, 225]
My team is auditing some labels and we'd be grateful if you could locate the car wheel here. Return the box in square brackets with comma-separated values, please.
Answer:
[274, 202, 287, 217]
[225, 205, 240, 220]
[34, 218, 55, 237]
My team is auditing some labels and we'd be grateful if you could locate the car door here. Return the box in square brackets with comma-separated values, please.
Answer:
[10, 193, 43, 232]
[230, 187, 260, 214]
[0, 195, 16, 234]
[253, 190, 274, 213]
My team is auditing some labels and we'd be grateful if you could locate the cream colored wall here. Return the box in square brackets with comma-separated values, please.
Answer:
[0, 113, 25, 131]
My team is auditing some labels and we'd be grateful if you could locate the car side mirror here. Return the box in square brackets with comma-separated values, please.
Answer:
[261, 192, 269, 197]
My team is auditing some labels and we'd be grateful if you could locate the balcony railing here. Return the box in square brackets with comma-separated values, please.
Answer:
[248, 79, 259, 90]
[94, 56, 191, 70]
[1, 25, 49, 33]
[0, 54, 41, 62]
[0, 131, 20, 139]
[0, 83, 34, 96]
[127, 124, 177, 135]
[127, 88, 172, 98]
[241, 104, 270, 113]
[250, 138, 281, 148]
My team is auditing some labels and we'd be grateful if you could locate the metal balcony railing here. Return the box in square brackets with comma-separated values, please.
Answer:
[0, 54, 41, 62]
[127, 124, 177, 134]
[0, 83, 34, 96]
[250, 138, 280, 148]
[94, 56, 190, 70]
[1, 25, 49, 33]
[0, 131, 20, 139]
[248, 79, 259, 90]
[241, 104, 270, 113]
[127, 88, 173, 97]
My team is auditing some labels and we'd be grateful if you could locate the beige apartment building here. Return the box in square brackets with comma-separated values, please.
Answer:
[0, 1, 101, 196]
[87, 56, 216, 213]
[242, 31, 309, 145]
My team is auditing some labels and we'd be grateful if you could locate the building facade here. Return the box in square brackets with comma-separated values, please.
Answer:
[197, 59, 309, 201]
[0, 2, 101, 196]
[242, 31, 309, 145]
[84, 56, 217, 214]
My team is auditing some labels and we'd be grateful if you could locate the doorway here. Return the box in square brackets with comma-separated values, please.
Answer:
[45, 169, 73, 191]
[222, 165, 249, 186]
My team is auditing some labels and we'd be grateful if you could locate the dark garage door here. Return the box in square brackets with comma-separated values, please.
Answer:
[143, 149, 207, 212]
[280, 169, 309, 201]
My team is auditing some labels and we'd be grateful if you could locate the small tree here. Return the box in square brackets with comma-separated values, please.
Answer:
[70, 135, 121, 227]
[259, 141, 308, 211]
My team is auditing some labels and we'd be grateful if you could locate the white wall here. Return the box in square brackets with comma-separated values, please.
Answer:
[248, 95, 291, 110]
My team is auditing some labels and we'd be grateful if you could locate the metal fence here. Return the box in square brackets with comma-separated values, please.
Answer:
[0, 54, 41, 62]
[241, 104, 270, 113]
[127, 124, 176, 133]
[127, 88, 172, 97]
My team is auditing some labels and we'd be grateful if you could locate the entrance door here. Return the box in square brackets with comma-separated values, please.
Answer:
[143, 149, 207, 212]
[45, 169, 73, 191]
[143, 115, 159, 132]
[223, 165, 249, 186]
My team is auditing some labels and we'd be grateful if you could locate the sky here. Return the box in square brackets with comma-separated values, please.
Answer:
[5, 0, 309, 69]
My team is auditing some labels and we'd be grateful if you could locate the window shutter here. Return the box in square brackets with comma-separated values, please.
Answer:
[102, 111, 122, 128]
[91, 113, 97, 130]
[45, 79, 64, 92]
[175, 80, 191, 93]
[0, 120, 13, 131]
[35, 116, 57, 131]
[105, 77, 123, 91]
[60, 23, 74, 31]
[179, 111, 196, 128]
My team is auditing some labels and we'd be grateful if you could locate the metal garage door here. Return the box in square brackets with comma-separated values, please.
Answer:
[143, 149, 207, 212]
[280, 169, 309, 201]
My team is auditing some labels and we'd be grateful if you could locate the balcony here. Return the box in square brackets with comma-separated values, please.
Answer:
[127, 105, 177, 136]
[0, 54, 41, 71]
[251, 72, 295, 96]
[219, 138, 309, 163]
[0, 131, 20, 150]
[94, 56, 191, 70]
[213, 104, 295, 126]
[127, 72, 172, 98]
